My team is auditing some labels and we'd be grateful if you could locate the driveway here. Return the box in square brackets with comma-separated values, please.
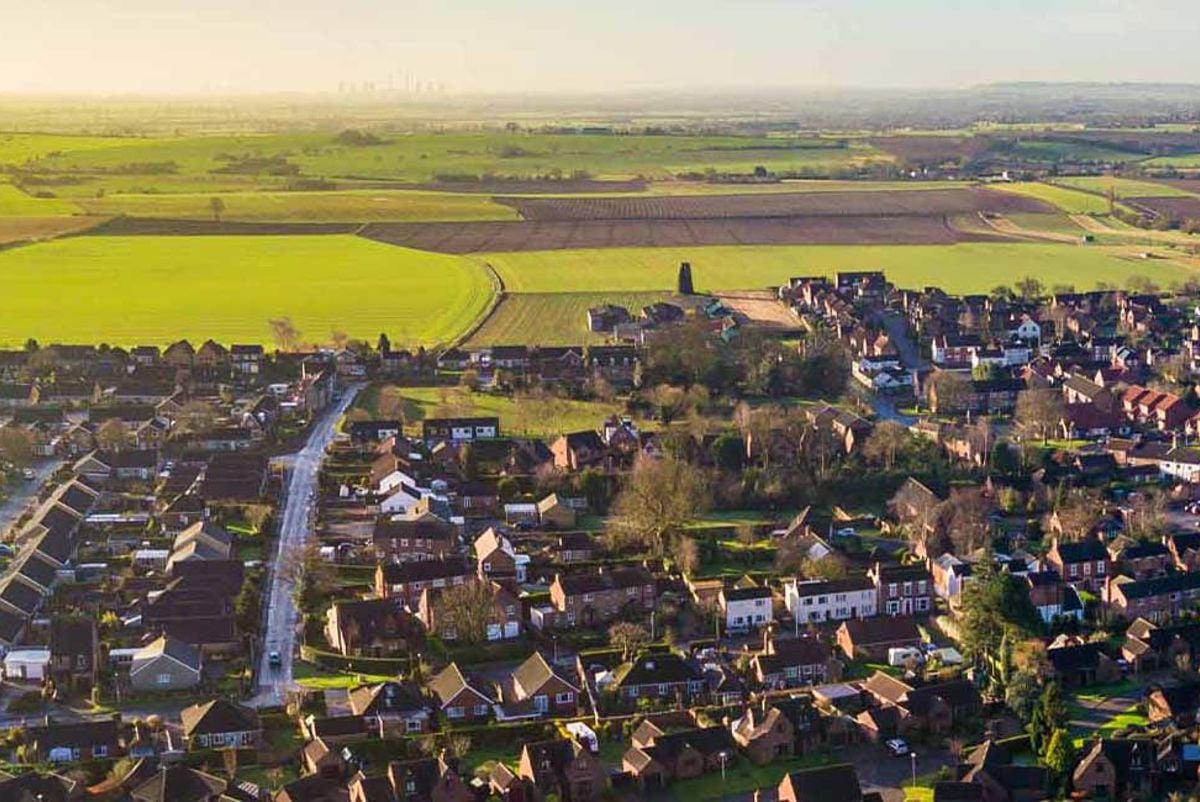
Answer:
[251, 386, 362, 707]
[0, 459, 59, 540]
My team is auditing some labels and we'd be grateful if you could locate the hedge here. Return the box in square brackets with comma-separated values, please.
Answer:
[299, 645, 410, 674]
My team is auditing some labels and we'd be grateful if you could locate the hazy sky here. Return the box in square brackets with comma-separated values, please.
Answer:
[3, 0, 1200, 94]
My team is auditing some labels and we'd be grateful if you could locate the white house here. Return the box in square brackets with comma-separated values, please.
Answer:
[1009, 315, 1042, 344]
[784, 576, 877, 623]
[719, 586, 773, 631]
[2, 648, 50, 682]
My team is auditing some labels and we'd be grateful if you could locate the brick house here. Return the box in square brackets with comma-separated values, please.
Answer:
[1073, 738, 1159, 800]
[375, 558, 473, 607]
[372, 514, 458, 562]
[1167, 532, 1200, 572]
[868, 562, 933, 616]
[548, 567, 656, 628]
[1108, 539, 1172, 580]
[347, 680, 432, 736]
[611, 651, 707, 703]
[49, 616, 99, 692]
[474, 528, 518, 581]
[1045, 537, 1110, 591]
[426, 663, 494, 725]
[498, 652, 580, 719]
[550, 431, 608, 472]
[751, 632, 834, 689]
[418, 580, 522, 642]
[777, 763, 864, 802]
[1103, 573, 1200, 624]
[730, 702, 796, 765]
[518, 739, 607, 802]
[835, 616, 923, 661]
[324, 598, 424, 657]
[180, 699, 262, 749]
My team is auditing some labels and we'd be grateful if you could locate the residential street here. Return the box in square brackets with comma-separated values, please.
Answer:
[251, 385, 361, 707]
[0, 459, 59, 540]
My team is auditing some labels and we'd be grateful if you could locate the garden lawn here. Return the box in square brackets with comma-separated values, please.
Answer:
[464, 291, 677, 347]
[292, 660, 394, 690]
[668, 751, 834, 800]
[479, 242, 1197, 296]
[0, 235, 494, 348]
[371, 386, 630, 439]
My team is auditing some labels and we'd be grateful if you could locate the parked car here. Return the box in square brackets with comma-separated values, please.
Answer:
[268, 650, 282, 669]
[21, 468, 35, 480]
[886, 738, 910, 757]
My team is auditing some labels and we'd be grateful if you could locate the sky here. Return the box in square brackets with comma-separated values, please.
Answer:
[2, 0, 1200, 95]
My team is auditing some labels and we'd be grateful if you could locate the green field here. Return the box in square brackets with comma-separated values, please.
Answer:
[1052, 176, 1199, 198]
[0, 132, 134, 165]
[465, 291, 677, 346]
[479, 242, 1197, 295]
[77, 189, 516, 222]
[0, 183, 82, 216]
[990, 181, 1116, 214]
[0, 235, 492, 347]
[1144, 153, 1200, 168]
[16, 131, 891, 192]
[365, 385, 628, 438]
[1005, 140, 1149, 164]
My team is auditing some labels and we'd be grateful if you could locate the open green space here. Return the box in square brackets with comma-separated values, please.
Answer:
[479, 242, 1196, 296]
[76, 188, 517, 222]
[0, 183, 82, 216]
[1053, 176, 1199, 198]
[0, 235, 492, 347]
[464, 291, 676, 347]
[991, 182, 1116, 214]
[15, 131, 891, 191]
[0, 132, 136, 164]
[362, 385, 628, 438]
[1145, 153, 1200, 168]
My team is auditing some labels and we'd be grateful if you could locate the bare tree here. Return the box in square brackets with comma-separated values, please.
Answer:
[175, 400, 218, 435]
[670, 534, 700, 576]
[609, 622, 650, 660]
[96, 418, 128, 452]
[1015, 388, 1065, 443]
[437, 581, 496, 645]
[862, 420, 909, 470]
[607, 454, 709, 556]
[0, 427, 35, 468]
[268, 316, 301, 352]
[927, 371, 971, 415]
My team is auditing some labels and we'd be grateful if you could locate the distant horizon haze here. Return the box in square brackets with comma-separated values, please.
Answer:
[3, 0, 1200, 95]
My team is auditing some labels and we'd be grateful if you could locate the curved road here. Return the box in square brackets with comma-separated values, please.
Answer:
[252, 385, 361, 707]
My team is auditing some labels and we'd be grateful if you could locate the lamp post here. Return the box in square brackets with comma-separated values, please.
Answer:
[910, 752, 918, 793]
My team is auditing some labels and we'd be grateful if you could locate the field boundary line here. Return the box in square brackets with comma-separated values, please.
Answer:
[444, 260, 506, 353]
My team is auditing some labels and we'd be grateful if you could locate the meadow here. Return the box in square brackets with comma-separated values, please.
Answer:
[76, 189, 516, 222]
[0, 235, 492, 348]
[990, 182, 1116, 215]
[479, 242, 1197, 296]
[15, 131, 892, 193]
[464, 291, 678, 347]
[1052, 176, 1198, 198]
[363, 385, 631, 438]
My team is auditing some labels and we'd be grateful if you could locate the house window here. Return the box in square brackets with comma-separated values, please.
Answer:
[627, 587, 637, 596]
[406, 719, 423, 733]
[583, 593, 594, 603]
[1070, 564, 1079, 578]
[156, 673, 171, 685]
[658, 683, 670, 696]
[917, 581, 927, 594]
[903, 582, 913, 596]
[556, 692, 573, 704]
[1096, 562, 1105, 575]
[888, 583, 898, 598]
[887, 600, 900, 614]
[94, 745, 107, 757]
[916, 598, 929, 612]
[1083, 563, 1091, 576]
[475, 704, 489, 716]
[447, 707, 464, 719]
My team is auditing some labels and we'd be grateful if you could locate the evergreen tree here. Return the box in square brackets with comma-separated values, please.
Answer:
[677, 261, 694, 295]
[1042, 728, 1076, 789]
[377, 332, 391, 354]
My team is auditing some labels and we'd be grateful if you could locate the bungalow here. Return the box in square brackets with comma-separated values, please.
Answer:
[179, 699, 262, 749]
[128, 635, 202, 692]
[730, 702, 796, 765]
[324, 597, 423, 657]
[347, 680, 431, 736]
[421, 416, 499, 444]
[26, 719, 121, 763]
[777, 763, 867, 802]
[611, 651, 707, 703]
[836, 616, 923, 661]
[623, 725, 737, 790]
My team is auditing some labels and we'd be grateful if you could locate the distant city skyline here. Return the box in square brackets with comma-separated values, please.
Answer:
[2, 0, 1199, 95]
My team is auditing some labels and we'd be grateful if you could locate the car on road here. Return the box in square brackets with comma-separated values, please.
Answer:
[268, 650, 282, 669]
[885, 738, 910, 757]
[21, 468, 35, 480]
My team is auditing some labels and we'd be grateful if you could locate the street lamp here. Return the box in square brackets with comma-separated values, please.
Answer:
[910, 752, 918, 793]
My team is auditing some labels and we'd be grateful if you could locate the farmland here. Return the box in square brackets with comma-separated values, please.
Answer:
[0, 235, 492, 348]
[1052, 176, 1199, 198]
[75, 189, 516, 222]
[479, 242, 1196, 295]
[362, 215, 993, 253]
[990, 182, 1117, 214]
[1124, 196, 1200, 220]
[464, 291, 679, 347]
[496, 187, 1047, 221]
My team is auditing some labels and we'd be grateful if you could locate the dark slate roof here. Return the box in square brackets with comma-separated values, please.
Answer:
[934, 781, 984, 802]
[377, 557, 471, 584]
[1047, 643, 1103, 674]
[130, 765, 226, 802]
[839, 616, 922, 646]
[30, 719, 118, 750]
[347, 680, 427, 717]
[722, 586, 772, 602]
[179, 699, 260, 736]
[1055, 539, 1108, 563]
[783, 764, 863, 802]
[616, 652, 703, 687]
[646, 726, 736, 762]
[1116, 573, 1200, 601]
